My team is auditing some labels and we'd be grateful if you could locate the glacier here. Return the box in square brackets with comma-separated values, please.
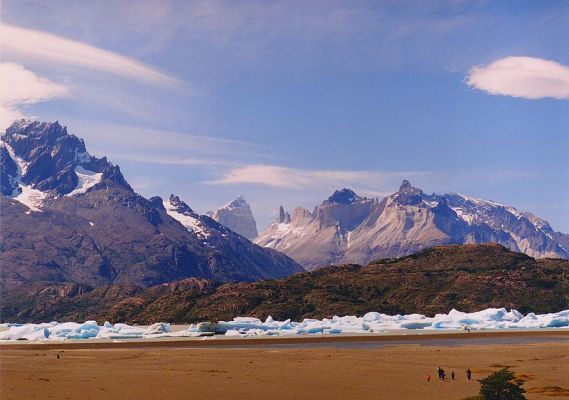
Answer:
[1, 308, 567, 341]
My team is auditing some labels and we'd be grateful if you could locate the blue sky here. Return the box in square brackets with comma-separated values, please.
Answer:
[1, 0, 568, 231]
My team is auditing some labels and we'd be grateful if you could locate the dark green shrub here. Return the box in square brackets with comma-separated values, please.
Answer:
[478, 368, 526, 400]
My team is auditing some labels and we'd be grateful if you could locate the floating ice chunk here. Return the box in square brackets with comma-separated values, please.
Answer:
[145, 323, 171, 335]
[0, 324, 50, 340]
[50, 321, 99, 339]
[1, 308, 569, 341]
[363, 312, 383, 322]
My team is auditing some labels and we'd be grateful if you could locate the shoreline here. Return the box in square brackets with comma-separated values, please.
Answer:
[3, 328, 568, 351]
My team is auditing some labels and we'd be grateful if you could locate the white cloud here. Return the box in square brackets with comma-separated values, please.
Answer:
[0, 62, 69, 129]
[0, 23, 179, 87]
[466, 56, 569, 99]
[207, 164, 427, 189]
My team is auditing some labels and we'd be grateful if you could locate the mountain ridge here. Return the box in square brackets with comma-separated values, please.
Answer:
[255, 181, 569, 269]
[0, 120, 303, 291]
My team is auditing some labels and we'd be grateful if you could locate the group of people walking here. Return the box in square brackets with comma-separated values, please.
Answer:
[426, 367, 472, 382]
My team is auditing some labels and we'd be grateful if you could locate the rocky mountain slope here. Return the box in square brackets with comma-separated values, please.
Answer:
[207, 196, 258, 240]
[0, 120, 303, 291]
[255, 181, 569, 270]
[3, 244, 568, 323]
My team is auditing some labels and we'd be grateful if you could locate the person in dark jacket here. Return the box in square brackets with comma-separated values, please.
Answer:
[466, 369, 472, 381]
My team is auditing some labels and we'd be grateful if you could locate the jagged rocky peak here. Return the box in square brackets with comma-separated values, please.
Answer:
[148, 196, 166, 210]
[278, 205, 291, 224]
[324, 188, 363, 205]
[1, 119, 131, 200]
[226, 195, 247, 208]
[255, 179, 569, 270]
[5, 120, 85, 167]
[394, 180, 423, 205]
[167, 194, 193, 214]
[210, 196, 259, 240]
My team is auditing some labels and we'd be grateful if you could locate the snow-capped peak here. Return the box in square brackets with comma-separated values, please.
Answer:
[163, 195, 209, 239]
[168, 194, 194, 214]
[1, 120, 131, 205]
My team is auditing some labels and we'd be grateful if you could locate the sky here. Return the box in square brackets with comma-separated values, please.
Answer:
[1, 0, 568, 232]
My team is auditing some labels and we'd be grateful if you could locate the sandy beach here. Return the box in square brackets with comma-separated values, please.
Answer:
[1, 331, 569, 400]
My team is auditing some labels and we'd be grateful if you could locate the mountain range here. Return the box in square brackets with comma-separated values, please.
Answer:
[255, 182, 569, 270]
[1, 119, 568, 299]
[1, 119, 568, 324]
[0, 120, 303, 292]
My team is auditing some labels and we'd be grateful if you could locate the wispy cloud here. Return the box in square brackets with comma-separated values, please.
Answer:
[466, 56, 569, 99]
[74, 122, 263, 158]
[0, 23, 179, 87]
[206, 164, 428, 189]
[111, 153, 236, 167]
[0, 62, 68, 129]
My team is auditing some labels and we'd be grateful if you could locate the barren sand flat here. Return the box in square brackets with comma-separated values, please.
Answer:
[1, 336, 569, 400]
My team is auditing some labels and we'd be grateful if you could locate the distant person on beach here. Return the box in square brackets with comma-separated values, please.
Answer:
[437, 366, 442, 380]
[451, 371, 455, 380]
[466, 369, 472, 381]
[426, 374, 431, 382]
[441, 370, 446, 381]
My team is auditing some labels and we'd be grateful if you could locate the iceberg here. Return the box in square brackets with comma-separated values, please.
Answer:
[1, 308, 568, 341]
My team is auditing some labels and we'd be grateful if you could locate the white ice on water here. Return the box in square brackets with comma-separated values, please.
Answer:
[0, 321, 175, 341]
[1, 308, 568, 341]
[211, 309, 569, 336]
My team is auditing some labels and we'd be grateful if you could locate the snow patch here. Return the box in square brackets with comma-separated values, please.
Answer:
[3, 142, 30, 176]
[2, 141, 47, 211]
[66, 166, 103, 197]
[163, 199, 210, 239]
[455, 193, 506, 208]
[13, 185, 47, 212]
[505, 206, 522, 219]
[450, 207, 474, 224]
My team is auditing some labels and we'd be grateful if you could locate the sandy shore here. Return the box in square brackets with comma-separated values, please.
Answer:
[1, 333, 568, 400]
